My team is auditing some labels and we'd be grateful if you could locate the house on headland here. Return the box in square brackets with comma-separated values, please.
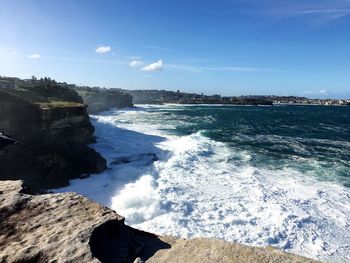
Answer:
[0, 78, 16, 89]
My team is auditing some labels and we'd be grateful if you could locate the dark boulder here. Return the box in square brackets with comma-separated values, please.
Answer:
[111, 153, 158, 166]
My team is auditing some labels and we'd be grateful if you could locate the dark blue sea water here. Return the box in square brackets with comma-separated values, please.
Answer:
[55, 104, 350, 262]
[156, 105, 350, 187]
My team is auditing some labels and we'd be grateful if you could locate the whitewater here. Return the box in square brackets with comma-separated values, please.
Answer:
[54, 104, 350, 262]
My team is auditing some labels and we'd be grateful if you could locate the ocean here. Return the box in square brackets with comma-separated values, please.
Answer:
[54, 104, 350, 262]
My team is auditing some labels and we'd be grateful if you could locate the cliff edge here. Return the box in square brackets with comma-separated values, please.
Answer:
[75, 86, 133, 114]
[0, 84, 106, 191]
[0, 180, 319, 263]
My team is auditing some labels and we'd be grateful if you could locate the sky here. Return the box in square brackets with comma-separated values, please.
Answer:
[0, 0, 349, 98]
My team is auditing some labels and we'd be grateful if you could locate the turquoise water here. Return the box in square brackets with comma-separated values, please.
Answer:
[152, 105, 350, 187]
[55, 104, 350, 262]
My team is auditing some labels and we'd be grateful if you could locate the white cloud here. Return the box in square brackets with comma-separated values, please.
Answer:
[29, 54, 40, 59]
[12, 50, 17, 55]
[130, 56, 141, 60]
[259, 2, 350, 26]
[95, 46, 111, 54]
[141, 60, 163, 72]
[129, 60, 144, 68]
[319, 89, 327, 94]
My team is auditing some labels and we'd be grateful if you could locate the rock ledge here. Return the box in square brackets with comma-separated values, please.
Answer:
[0, 180, 319, 263]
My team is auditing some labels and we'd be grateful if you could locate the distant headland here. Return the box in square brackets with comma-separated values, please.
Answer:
[1, 76, 349, 106]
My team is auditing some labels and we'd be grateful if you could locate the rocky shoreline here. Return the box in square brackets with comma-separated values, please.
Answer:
[0, 79, 320, 262]
[0, 180, 319, 263]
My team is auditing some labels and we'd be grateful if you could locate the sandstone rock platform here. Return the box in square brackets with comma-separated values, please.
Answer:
[0, 180, 319, 263]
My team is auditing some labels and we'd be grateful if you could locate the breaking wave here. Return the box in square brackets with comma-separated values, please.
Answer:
[54, 105, 350, 262]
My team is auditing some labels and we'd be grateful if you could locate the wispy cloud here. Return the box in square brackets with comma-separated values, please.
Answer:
[29, 54, 40, 59]
[293, 8, 350, 16]
[141, 60, 163, 72]
[202, 66, 276, 72]
[165, 63, 275, 73]
[165, 64, 201, 73]
[129, 60, 144, 68]
[15, 50, 275, 75]
[268, 7, 350, 17]
[277, 8, 350, 25]
[95, 46, 111, 54]
[252, 1, 350, 25]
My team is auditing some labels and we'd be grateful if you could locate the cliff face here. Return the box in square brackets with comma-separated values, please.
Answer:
[0, 90, 106, 190]
[40, 106, 95, 144]
[0, 180, 319, 263]
[86, 93, 133, 114]
[75, 87, 133, 114]
[0, 95, 93, 143]
[0, 92, 42, 140]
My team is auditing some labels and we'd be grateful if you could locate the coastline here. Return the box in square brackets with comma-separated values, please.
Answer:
[53, 105, 350, 262]
[1, 81, 349, 262]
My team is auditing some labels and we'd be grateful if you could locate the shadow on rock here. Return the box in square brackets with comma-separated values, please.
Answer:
[89, 220, 171, 263]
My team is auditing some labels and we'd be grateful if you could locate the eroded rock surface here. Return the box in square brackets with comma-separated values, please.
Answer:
[0, 90, 106, 190]
[0, 180, 319, 263]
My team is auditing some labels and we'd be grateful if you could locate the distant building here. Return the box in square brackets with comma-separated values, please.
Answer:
[0, 80, 15, 89]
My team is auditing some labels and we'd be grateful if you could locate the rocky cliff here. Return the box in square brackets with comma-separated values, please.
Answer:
[75, 87, 133, 114]
[0, 89, 106, 190]
[0, 180, 319, 263]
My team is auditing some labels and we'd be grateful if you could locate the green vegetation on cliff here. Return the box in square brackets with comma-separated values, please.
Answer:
[1, 78, 83, 107]
[38, 101, 84, 108]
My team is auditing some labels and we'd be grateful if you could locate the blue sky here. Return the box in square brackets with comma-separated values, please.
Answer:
[0, 0, 349, 98]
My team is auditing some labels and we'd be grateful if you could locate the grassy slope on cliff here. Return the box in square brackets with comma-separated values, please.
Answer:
[1, 81, 83, 107]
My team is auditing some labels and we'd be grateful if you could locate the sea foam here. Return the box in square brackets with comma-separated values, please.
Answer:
[53, 105, 350, 262]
